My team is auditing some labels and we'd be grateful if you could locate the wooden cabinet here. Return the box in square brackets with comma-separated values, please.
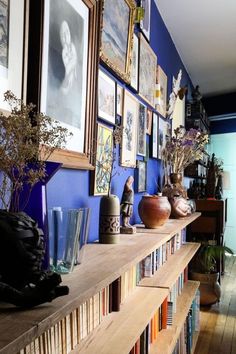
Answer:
[0, 213, 201, 354]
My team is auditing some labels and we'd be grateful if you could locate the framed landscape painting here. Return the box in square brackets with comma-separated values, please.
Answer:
[137, 102, 146, 156]
[120, 90, 138, 167]
[27, 0, 100, 169]
[100, 0, 136, 83]
[155, 65, 167, 117]
[139, 33, 157, 107]
[0, 0, 25, 111]
[98, 69, 116, 124]
[92, 123, 113, 196]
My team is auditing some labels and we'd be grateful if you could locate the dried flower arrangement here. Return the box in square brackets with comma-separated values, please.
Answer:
[162, 125, 209, 177]
[0, 91, 72, 212]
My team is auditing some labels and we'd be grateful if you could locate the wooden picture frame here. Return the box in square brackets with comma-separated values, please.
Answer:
[155, 65, 167, 118]
[0, 0, 25, 112]
[151, 112, 158, 158]
[100, 0, 136, 83]
[116, 83, 124, 116]
[130, 32, 139, 91]
[139, 33, 157, 107]
[136, 160, 147, 192]
[146, 107, 153, 135]
[98, 69, 116, 124]
[137, 102, 146, 156]
[26, 0, 100, 170]
[92, 123, 113, 196]
[140, 0, 151, 41]
[120, 90, 138, 167]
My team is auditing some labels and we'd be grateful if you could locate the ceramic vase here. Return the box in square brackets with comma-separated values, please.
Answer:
[138, 195, 171, 228]
[99, 195, 120, 244]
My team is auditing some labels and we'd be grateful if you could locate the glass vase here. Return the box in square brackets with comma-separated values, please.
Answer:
[48, 207, 90, 273]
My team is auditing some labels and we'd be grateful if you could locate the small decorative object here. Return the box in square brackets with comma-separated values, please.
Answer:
[100, 0, 136, 83]
[138, 195, 171, 228]
[98, 69, 116, 124]
[191, 85, 202, 102]
[206, 153, 223, 199]
[100, 195, 120, 243]
[120, 176, 136, 233]
[48, 207, 90, 273]
[169, 196, 192, 218]
[162, 125, 209, 200]
[166, 69, 182, 118]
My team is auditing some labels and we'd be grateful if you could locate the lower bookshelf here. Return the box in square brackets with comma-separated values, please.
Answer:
[150, 280, 200, 354]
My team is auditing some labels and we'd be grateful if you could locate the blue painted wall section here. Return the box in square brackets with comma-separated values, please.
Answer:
[47, 0, 194, 243]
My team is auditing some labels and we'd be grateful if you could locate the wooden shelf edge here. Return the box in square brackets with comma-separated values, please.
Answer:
[150, 280, 200, 354]
[70, 286, 169, 354]
[139, 243, 200, 289]
[191, 331, 200, 354]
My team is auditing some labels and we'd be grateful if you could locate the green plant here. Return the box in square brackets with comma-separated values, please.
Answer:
[192, 243, 234, 274]
[0, 91, 72, 212]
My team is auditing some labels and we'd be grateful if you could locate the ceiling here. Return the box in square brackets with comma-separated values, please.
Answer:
[155, 0, 236, 97]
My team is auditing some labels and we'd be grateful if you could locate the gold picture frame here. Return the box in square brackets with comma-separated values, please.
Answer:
[100, 0, 136, 83]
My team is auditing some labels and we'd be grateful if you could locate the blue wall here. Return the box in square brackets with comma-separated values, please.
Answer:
[47, 0, 194, 243]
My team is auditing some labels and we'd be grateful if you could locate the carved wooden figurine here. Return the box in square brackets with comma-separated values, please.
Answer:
[120, 176, 136, 234]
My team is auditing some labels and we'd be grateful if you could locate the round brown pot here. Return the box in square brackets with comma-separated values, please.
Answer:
[138, 195, 171, 228]
[190, 271, 221, 305]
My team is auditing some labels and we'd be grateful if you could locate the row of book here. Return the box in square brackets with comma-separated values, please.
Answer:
[172, 290, 200, 354]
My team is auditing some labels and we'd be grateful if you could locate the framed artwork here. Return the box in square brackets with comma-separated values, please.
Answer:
[137, 160, 147, 192]
[137, 102, 146, 156]
[98, 69, 116, 124]
[120, 90, 138, 167]
[0, 0, 25, 112]
[146, 108, 153, 135]
[155, 65, 167, 117]
[130, 32, 139, 91]
[151, 112, 158, 158]
[116, 83, 124, 116]
[140, 0, 151, 41]
[158, 116, 171, 159]
[27, 0, 100, 169]
[100, 0, 136, 83]
[139, 33, 157, 107]
[92, 123, 113, 195]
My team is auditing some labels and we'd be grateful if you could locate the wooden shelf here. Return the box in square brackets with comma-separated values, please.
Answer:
[70, 286, 168, 354]
[0, 213, 201, 354]
[139, 243, 200, 289]
[150, 280, 200, 354]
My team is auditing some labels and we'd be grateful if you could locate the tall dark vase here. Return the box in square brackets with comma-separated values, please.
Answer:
[18, 161, 62, 269]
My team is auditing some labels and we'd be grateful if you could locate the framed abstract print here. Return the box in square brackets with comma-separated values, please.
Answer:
[116, 83, 124, 116]
[27, 0, 100, 169]
[155, 65, 167, 117]
[137, 102, 146, 156]
[130, 32, 139, 91]
[137, 160, 147, 192]
[158, 116, 171, 159]
[146, 107, 153, 135]
[140, 0, 151, 41]
[92, 123, 113, 195]
[139, 34, 157, 107]
[0, 0, 25, 112]
[98, 69, 116, 124]
[120, 90, 138, 167]
[100, 0, 136, 83]
[151, 112, 158, 158]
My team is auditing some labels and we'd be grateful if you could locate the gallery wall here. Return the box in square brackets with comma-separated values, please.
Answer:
[46, 0, 194, 243]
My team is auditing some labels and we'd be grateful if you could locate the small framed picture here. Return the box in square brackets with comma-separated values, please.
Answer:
[155, 65, 167, 117]
[158, 116, 171, 159]
[98, 69, 116, 124]
[116, 84, 124, 116]
[120, 90, 139, 167]
[137, 102, 146, 156]
[146, 108, 153, 135]
[137, 160, 147, 192]
[151, 112, 158, 158]
[140, 0, 151, 41]
[130, 33, 139, 91]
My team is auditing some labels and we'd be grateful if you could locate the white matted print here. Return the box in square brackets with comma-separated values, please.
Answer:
[140, 0, 151, 41]
[0, 0, 24, 111]
[116, 83, 123, 116]
[139, 33, 157, 107]
[41, 0, 89, 154]
[137, 102, 146, 156]
[98, 69, 115, 124]
[120, 90, 139, 167]
[151, 112, 158, 158]
[130, 32, 139, 91]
